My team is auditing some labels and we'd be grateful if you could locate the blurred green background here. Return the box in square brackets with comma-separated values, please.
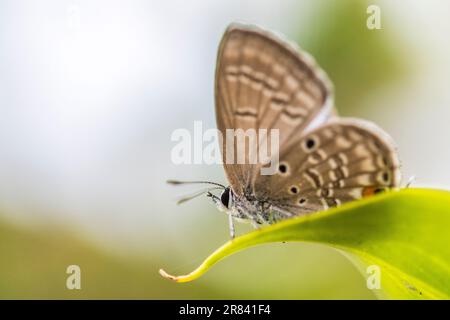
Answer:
[1, 0, 449, 299]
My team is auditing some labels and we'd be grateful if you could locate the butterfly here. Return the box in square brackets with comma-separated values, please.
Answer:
[169, 23, 401, 239]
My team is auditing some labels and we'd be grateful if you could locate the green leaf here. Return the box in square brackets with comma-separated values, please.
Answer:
[160, 188, 450, 299]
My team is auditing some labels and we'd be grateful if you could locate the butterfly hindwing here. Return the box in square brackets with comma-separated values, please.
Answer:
[254, 119, 401, 217]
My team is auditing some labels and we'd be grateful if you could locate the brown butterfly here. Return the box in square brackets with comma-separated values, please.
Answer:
[169, 23, 401, 238]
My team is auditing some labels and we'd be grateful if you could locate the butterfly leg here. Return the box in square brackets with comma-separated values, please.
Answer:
[250, 220, 261, 229]
[208, 191, 236, 239]
[228, 213, 236, 239]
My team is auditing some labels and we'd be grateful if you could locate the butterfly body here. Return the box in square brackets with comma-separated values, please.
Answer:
[214, 184, 308, 229]
[227, 189, 274, 225]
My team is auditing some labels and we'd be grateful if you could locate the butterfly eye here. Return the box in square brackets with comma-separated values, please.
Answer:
[220, 188, 230, 208]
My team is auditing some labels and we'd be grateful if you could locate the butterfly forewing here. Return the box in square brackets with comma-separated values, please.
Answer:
[215, 23, 334, 196]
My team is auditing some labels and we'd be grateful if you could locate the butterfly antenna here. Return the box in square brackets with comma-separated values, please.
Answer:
[167, 179, 226, 189]
[176, 187, 223, 205]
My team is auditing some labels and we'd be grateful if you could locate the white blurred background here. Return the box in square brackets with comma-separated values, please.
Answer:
[0, 0, 449, 299]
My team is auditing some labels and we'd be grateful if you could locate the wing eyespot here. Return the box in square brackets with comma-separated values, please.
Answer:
[302, 135, 319, 152]
[278, 162, 289, 175]
[306, 138, 315, 149]
[378, 171, 391, 184]
[289, 186, 299, 194]
[362, 186, 386, 197]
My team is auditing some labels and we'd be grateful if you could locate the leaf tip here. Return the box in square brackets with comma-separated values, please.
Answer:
[159, 268, 178, 281]
[159, 268, 193, 283]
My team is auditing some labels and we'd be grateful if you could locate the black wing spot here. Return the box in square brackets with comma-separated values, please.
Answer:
[305, 137, 316, 150]
[278, 163, 288, 174]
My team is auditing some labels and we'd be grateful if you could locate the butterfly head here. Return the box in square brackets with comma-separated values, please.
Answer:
[208, 186, 235, 215]
[214, 186, 274, 225]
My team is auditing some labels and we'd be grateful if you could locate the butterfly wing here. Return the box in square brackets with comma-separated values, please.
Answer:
[254, 118, 401, 219]
[215, 23, 334, 196]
